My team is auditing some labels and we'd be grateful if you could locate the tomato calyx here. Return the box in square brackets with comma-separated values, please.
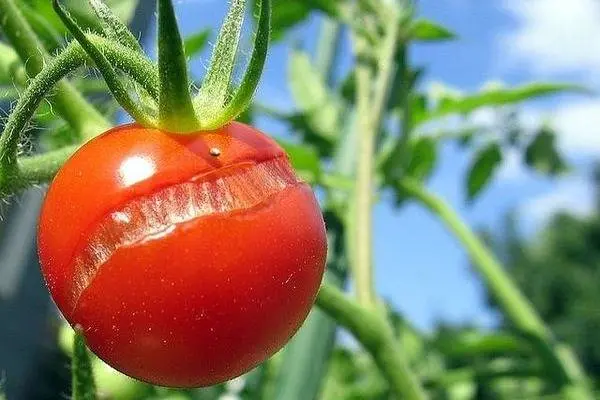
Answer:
[53, 0, 271, 134]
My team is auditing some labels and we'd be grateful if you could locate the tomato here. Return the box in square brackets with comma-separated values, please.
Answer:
[38, 122, 327, 387]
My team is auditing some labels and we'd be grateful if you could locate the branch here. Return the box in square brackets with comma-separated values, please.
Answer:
[316, 285, 427, 400]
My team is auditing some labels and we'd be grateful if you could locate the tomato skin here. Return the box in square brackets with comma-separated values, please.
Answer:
[38, 123, 327, 387]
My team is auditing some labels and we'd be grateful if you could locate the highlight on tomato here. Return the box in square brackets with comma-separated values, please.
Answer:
[35, 0, 327, 387]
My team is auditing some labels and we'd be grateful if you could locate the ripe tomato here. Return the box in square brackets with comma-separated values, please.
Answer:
[38, 122, 327, 387]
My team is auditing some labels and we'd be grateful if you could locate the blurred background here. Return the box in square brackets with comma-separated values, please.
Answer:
[1, 0, 600, 399]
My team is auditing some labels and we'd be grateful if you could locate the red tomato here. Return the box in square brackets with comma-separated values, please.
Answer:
[38, 122, 327, 387]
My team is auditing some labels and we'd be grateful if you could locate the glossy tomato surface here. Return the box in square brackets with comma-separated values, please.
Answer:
[38, 122, 327, 387]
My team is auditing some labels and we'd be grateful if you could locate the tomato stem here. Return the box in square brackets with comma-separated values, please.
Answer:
[316, 285, 427, 400]
[72, 328, 98, 400]
[157, 0, 200, 132]
[0, 0, 111, 141]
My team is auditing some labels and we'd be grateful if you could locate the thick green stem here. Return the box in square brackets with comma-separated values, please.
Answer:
[0, 0, 110, 140]
[354, 58, 376, 308]
[399, 177, 593, 399]
[315, 18, 342, 84]
[316, 285, 427, 400]
[352, 7, 400, 309]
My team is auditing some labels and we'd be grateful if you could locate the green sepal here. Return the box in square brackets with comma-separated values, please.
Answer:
[157, 0, 199, 132]
[201, 0, 271, 129]
[195, 0, 246, 116]
[53, 0, 155, 126]
[87, 0, 157, 113]
[88, 0, 144, 53]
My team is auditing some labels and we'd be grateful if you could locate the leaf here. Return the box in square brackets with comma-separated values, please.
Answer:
[0, 42, 22, 85]
[288, 50, 342, 150]
[406, 137, 437, 181]
[410, 19, 456, 42]
[467, 142, 503, 201]
[416, 83, 590, 126]
[525, 127, 569, 176]
[184, 29, 211, 59]
[256, 0, 345, 41]
[19, 0, 139, 37]
[277, 140, 321, 182]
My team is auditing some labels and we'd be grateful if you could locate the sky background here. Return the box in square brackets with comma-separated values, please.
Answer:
[147, 0, 600, 331]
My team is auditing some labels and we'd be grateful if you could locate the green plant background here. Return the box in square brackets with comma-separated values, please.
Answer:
[0, 0, 598, 399]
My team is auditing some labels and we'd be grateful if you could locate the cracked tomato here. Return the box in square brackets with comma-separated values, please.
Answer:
[38, 122, 327, 387]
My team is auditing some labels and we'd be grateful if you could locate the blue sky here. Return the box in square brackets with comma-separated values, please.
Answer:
[153, 0, 600, 331]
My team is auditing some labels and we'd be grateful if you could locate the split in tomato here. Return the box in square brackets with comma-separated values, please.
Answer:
[38, 122, 327, 387]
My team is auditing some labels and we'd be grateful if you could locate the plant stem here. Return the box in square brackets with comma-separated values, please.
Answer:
[315, 17, 342, 84]
[399, 177, 593, 399]
[72, 329, 97, 400]
[0, 0, 110, 140]
[352, 6, 400, 309]
[354, 57, 376, 308]
[316, 284, 427, 400]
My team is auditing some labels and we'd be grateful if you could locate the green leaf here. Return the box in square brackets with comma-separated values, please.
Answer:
[0, 42, 22, 86]
[416, 83, 590, 126]
[184, 29, 211, 59]
[406, 137, 438, 181]
[257, 0, 344, 41]
[17, 1, 64, 50]
[410, 19, 456, 42]
[288, 50, 342, 148]
[19, 0, 139, 38]
[277, 140, 321, 182]
[525, 127, 569, 176]
[467, 142, 503, 201]
[72, 330, 97, 400]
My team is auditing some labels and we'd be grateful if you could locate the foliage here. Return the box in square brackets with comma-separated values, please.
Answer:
[488, 171, 600, 383]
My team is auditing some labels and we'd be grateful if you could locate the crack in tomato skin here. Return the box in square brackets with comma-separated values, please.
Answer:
[38, 123, 328, 387]
[39, 122, 287, 318]
[70, 157, 300, 310]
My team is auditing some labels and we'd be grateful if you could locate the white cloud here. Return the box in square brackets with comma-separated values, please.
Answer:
[519, 177, 594, 225]
[499, 0, 600, 79]
[552, 100, 600, 154]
